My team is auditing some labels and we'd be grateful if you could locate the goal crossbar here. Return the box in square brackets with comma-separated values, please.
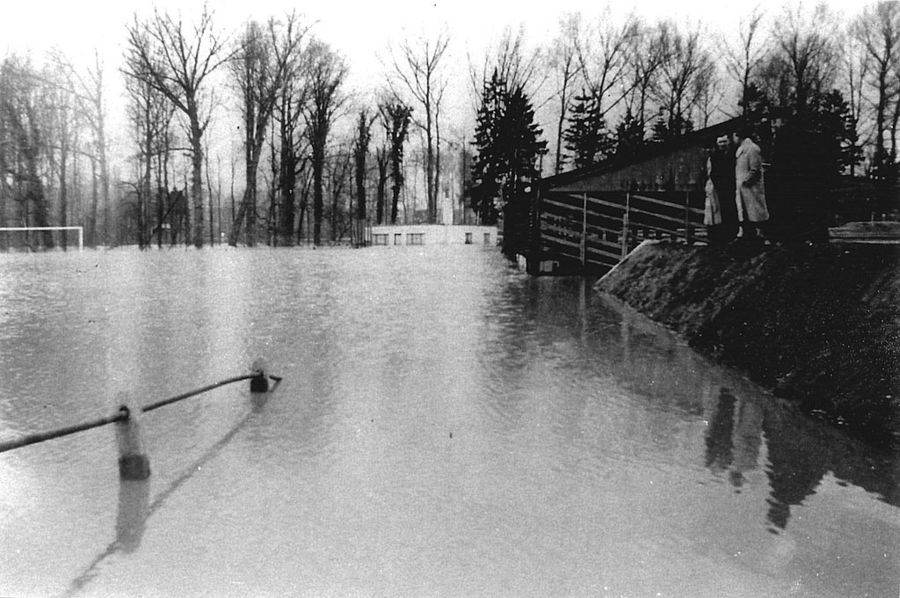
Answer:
[0, 227, 84, 251]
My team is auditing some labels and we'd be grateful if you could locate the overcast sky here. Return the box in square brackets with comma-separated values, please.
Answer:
[2, 0, 866, 75]
[0, 0, 869, 163]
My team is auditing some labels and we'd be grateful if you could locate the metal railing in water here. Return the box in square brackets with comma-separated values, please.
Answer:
[0, 360, 283, 479]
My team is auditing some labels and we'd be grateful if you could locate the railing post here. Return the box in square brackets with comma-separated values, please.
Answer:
[116, 395, 151, 480]
[0, 366, 282, 479]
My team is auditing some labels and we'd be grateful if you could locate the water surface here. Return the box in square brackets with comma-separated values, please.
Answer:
[0, 246, 897, 597]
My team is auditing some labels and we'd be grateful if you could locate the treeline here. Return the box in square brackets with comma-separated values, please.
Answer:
[0, 52, 110, 249]
[0, 2, 898, 249]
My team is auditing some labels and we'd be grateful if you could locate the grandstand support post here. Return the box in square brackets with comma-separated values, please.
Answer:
[527, 180, 542, 275]
[115, 395, 151, 480]
[684, 190, 692, 245]
[621, 192, 631, 260]
[580, 192, 587, 269]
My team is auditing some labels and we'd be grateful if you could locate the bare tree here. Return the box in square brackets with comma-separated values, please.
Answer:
[723, 8, 769, 113]
[124, 6, 232, 248]
[353, 108, 374, 243]
[389, 32, 449, 224]
[651, 21, 716, 138]
[53, 51, 110, 247]
[622, 19, 667, 132]
[852, 2, 900, 175]
[0, 56, 55, 248]
[327, 144, 352, 242]
[844, 30, 871, 177]
[123, 43, 179, 249]
[303, 39, 347, 245]
[576, 10, 637, 118]
[229, 13, 308, 247]
[694, 70, 725, 128]
[380, 100, 413, 224]
[470, 27, 545, 104]
[769, 4, 840, 111]
[548, 13, 583, 174]
[42, 61, 78, 250]
[374, 144, 389, 225]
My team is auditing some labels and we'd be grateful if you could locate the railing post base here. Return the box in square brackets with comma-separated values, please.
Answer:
[250, 358, 269, 393]
[118, 454, 151, 481]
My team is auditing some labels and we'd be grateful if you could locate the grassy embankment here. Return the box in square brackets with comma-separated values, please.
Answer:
[595, 240, 900, 449]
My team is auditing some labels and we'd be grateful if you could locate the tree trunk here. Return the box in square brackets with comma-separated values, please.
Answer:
[58, 147, 68, 251]
[426, 109, 435, 223]
[312, 143, 324, 245]
[156, 186, 164, 249]
[28, 169, 53, 247]
[297, 197, 307, 245]
[142, 103, 152, 249]
[391, 153, 401, 225]
[206, 153, 215, 245]
[435, 115, 442, 223]
[555, 91, 567, 175]
[95, 117, 109, 248]
[189, 119, 205, 248]
[278, 144, 296, 247]
[376, 152, 387, 225]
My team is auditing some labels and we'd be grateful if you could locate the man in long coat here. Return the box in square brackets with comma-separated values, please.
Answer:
[733, 127, 769, 241]
[705, 135, 738, 246]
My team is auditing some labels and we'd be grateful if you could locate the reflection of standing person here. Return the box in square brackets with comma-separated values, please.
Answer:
[704, 387, 736, 473]
[730, 396, 763, 488]
[734, 127, 769, 242]
[705, 135, 738, 246]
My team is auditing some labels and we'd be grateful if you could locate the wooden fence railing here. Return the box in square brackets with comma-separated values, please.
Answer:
[534, 189, 705, 274]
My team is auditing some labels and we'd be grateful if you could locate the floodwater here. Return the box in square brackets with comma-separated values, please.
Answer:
[0, 246, 897, 598]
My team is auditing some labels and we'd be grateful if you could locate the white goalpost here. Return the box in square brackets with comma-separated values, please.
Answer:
[0, 226, 84, 251]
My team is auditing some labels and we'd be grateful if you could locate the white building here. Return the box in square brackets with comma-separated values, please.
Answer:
[369, 225, 497, 247]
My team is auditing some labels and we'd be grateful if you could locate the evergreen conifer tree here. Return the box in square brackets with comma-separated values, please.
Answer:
[563, 90, 613, 170]
[612, 109, 645, 162]
[470, 70, 547, 226]
[650, 109, 692, 143]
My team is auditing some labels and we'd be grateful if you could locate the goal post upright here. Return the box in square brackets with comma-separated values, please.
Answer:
[0, 226, 85, 251]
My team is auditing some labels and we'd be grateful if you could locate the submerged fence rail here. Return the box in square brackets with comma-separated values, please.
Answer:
[0, 410, 128, 454]
[0, 363, 282, 479]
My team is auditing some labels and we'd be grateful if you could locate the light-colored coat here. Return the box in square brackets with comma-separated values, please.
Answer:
[735, 138, 769, 222]
[704, 158, 721, 226]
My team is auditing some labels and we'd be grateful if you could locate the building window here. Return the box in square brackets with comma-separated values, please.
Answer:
[465, 232, 473, 244]
[394, 233, 402, 245]
[407, 233, 424, 245]
[373, 234, 388, 245]
[483, 232, 492, 245]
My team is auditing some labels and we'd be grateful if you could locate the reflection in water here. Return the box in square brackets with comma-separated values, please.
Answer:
[699, 383, 898, 533]
[731, 395, 763, 489]
[705, 388, 736, 474]
[594, 285, 899, 538]
[115, 479, 151, 554]
[704, 387, 765, 491]
[763, 411, 830, 532]
[65, 479, 151, 595]
[537, 283, 898, 538]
